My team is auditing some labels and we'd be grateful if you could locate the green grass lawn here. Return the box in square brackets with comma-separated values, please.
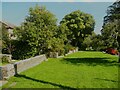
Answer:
[0, 60, 19, 66]
[0, 63, 9, 66]
[2, 51, 120, 88]
[0, 62, 10, 66]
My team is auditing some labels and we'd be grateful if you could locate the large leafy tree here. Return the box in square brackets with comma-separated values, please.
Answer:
[14, 5, 64, 59]
[102, 1, 120, 49]
[101, 21, 119, 48]
[101, 1, 120, 62]
[60, 10, 95, 49]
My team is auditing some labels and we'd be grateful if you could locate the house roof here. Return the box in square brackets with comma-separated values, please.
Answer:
[0, 20, 16, 29]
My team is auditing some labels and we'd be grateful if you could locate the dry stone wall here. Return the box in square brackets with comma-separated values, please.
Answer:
[14, 55, 47, 73]
[0, 54, 47, 80]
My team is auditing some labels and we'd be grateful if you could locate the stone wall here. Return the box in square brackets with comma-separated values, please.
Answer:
[49, 52, 58, 58]
[65, 48, 78, 56]
[0, 64, 15, 80]
[0, 54, 47, 80]
[14, 55, 47, 73]
[49, 48, 78, 58]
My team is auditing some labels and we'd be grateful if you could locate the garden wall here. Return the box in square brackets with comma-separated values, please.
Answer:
[65, 48, 78, 56]
[49, 48, 78, 58]
[14, 55, 47, 73]
[0, 54, 47, 80]
[0, 64, 15, 80]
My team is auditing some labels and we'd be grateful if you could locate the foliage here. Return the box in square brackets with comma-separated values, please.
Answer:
[101, 1, 120, 51]
[60, 10, 95, 49]
[11, 40, 34, 60]
[91, 34, 106, 51]
[3, 51, 118, 88]
[82, 31, 95, 50]
[15, 5, 57, 53]
[57, 24, 68, 44]
[14, 5, 65, 59]
[64, 44, 75, 54]
[82, 35, 92, 50]
[1, 56, 10, 63]
[104, 1, 120, 24]
[101, 22, 119, 48]
[47, 37, 65, 56]
[1, 23, 14, 54]
[81, 32, 106, 51]
[0, 55, 11, 64]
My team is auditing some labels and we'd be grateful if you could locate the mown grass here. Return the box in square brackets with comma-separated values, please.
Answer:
[0, 62, 10, 66]
[2, 51, 119, 88]
[0, 63, 9, 66]
[0, 60, 19, 66]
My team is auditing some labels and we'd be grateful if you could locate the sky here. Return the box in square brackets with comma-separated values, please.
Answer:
[1, 1, 116, 34]
[1, 0, 117, 2]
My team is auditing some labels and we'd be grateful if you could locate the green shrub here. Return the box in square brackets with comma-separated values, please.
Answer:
[64, 44, 75, 54]
[1, 55, 11, 63]
[11, 40, 36, 60]
[58, 48, 65, 56]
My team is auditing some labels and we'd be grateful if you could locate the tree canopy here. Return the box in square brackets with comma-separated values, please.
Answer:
[60, 10, 95, 49]
[4, 5, 97, 59]
[101, 1, 120, 50]
[14, 5, 65, 59]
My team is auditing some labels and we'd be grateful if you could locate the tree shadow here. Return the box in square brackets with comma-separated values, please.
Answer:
[94, 78, 120, 83]
[62, 57, 119, 66]
[14, 74, 77, 90]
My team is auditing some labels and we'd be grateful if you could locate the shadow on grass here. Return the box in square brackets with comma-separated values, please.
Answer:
[94, 78, 120, 83]
[62, 57, 119, 66]
[14, 74, 77, 90]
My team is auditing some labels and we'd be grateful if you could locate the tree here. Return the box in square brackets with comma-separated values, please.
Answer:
[14, 5, 65, 59]
[104, 1, 120, 24]
[82, 31, 96, 50]
[101, 0, 120, 49]
[91, 34, 105, 51]
[82, 32, 105, 51]
[102, 1, 120, 62]
[101, 21, 119, 49]
[60, 10, 95, 49]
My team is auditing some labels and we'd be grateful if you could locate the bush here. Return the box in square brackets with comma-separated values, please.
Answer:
[0, 55, 11, 63]
[58, 48, 65, 56]
[11, 40, 36, 60]
[64, 44, 75, 54]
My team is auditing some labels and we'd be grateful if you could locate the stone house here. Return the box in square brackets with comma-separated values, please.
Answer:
[0, 20, 16, 40]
